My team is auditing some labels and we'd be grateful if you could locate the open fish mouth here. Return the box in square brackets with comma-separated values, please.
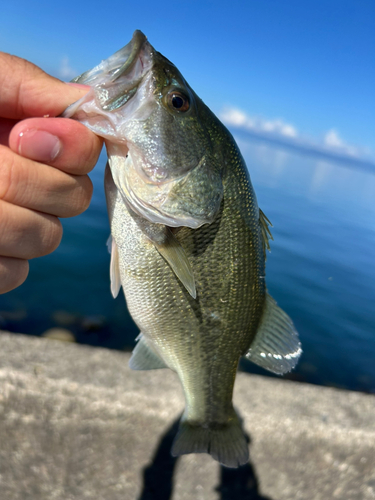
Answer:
[65, 30, 153, 113]
[71, 30, 148, 85]
[109, 30, 148, 83]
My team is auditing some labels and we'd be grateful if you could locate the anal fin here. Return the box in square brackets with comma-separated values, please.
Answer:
[245, 294, 302, 374]
[129, 333, 168, 370]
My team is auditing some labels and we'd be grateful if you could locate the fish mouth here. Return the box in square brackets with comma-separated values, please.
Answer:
[68, 30, 152, 112]
[71, 30, 148, 85]
[110, 30, 147, 82]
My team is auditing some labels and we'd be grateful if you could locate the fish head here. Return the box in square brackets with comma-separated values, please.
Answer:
[64, 30, 224, 228]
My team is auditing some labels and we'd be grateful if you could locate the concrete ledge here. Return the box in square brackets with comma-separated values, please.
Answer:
[0, 331, 374, 499]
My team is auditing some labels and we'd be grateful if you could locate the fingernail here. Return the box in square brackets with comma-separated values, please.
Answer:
[18, 129, 62, 162]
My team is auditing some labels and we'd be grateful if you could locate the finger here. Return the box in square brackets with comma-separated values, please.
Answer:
[0, 52, 89, 119]
[0, 145, 93, 218]
[9, 117, 103, 175]
[0, 256, 29, 294]
[0, 200, 62, 259]
[0, 118, 18, 146]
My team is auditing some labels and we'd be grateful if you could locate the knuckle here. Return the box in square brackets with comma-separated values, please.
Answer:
[76, 175, 93, 213]
[62, 175, 93, 217]
[0, 146, 18, 201]
[40, 217, 63, 255]
[0, 201, 62, 260]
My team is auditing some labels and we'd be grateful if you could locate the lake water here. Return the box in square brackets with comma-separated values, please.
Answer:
[1, 131, 374, 393]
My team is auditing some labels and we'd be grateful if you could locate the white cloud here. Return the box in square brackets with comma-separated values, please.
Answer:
[323, 129, 358, 157]
[58, 57, 77, 80]
[220, 107, 298, 139]
[220, 108, 247, 127]
[324, 129, 343, 148]
[220, 106, 374, 165]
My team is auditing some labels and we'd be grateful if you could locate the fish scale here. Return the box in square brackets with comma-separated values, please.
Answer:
[107, 136, 264, 428]
[63, 29, 301, 468]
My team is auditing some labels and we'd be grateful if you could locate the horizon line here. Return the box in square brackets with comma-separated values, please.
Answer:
[226, 125, 375, 173]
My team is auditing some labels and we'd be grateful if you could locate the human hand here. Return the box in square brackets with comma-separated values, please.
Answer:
[0, 53, 103, 293]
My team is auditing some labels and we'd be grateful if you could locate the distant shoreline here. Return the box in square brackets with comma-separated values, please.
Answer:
[229, 125, 375, 173]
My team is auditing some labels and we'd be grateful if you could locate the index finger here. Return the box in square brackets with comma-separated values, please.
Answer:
[0, 52, 88, 119]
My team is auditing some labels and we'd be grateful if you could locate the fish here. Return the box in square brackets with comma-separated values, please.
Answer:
[63, 30, 302, 468]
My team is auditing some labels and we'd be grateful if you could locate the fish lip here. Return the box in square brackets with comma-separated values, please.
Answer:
[111, 30, 148, 82]
[64, 30, 154, 115]
[69, 30, 150, 88]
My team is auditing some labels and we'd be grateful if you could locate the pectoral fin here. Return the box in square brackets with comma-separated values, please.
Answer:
[129, 333, 168, 370]
[107, 235, 121, 299]
[154, 228, 196, 299]
[129, 208, 196, 299]
[244, 294, 301, 374]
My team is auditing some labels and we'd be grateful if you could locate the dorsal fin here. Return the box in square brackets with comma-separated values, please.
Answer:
[259, 209, 273, 255]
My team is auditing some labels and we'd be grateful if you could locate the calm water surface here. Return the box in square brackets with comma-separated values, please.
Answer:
[1, 134, 374, 393]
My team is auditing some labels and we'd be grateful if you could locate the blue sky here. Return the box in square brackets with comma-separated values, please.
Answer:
[1, 0, 374, 159]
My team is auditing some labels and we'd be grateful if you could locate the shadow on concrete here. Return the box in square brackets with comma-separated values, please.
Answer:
[138, 417, 272, 500]
[138, 418, 179, 500]
[216, 461, 273, 500]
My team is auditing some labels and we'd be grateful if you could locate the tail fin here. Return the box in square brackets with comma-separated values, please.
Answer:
[171, 414, 249, 468]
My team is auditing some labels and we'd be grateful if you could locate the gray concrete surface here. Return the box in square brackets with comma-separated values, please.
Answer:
[0, 331, 374, 500]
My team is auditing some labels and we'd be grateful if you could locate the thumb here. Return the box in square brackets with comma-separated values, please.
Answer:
[0, 52, 89, 120]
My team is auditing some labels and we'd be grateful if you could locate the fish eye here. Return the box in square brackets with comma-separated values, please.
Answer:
[167, 91, 190, 112]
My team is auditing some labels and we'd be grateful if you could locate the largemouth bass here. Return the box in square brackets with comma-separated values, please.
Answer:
[63, 30, 301, 468]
